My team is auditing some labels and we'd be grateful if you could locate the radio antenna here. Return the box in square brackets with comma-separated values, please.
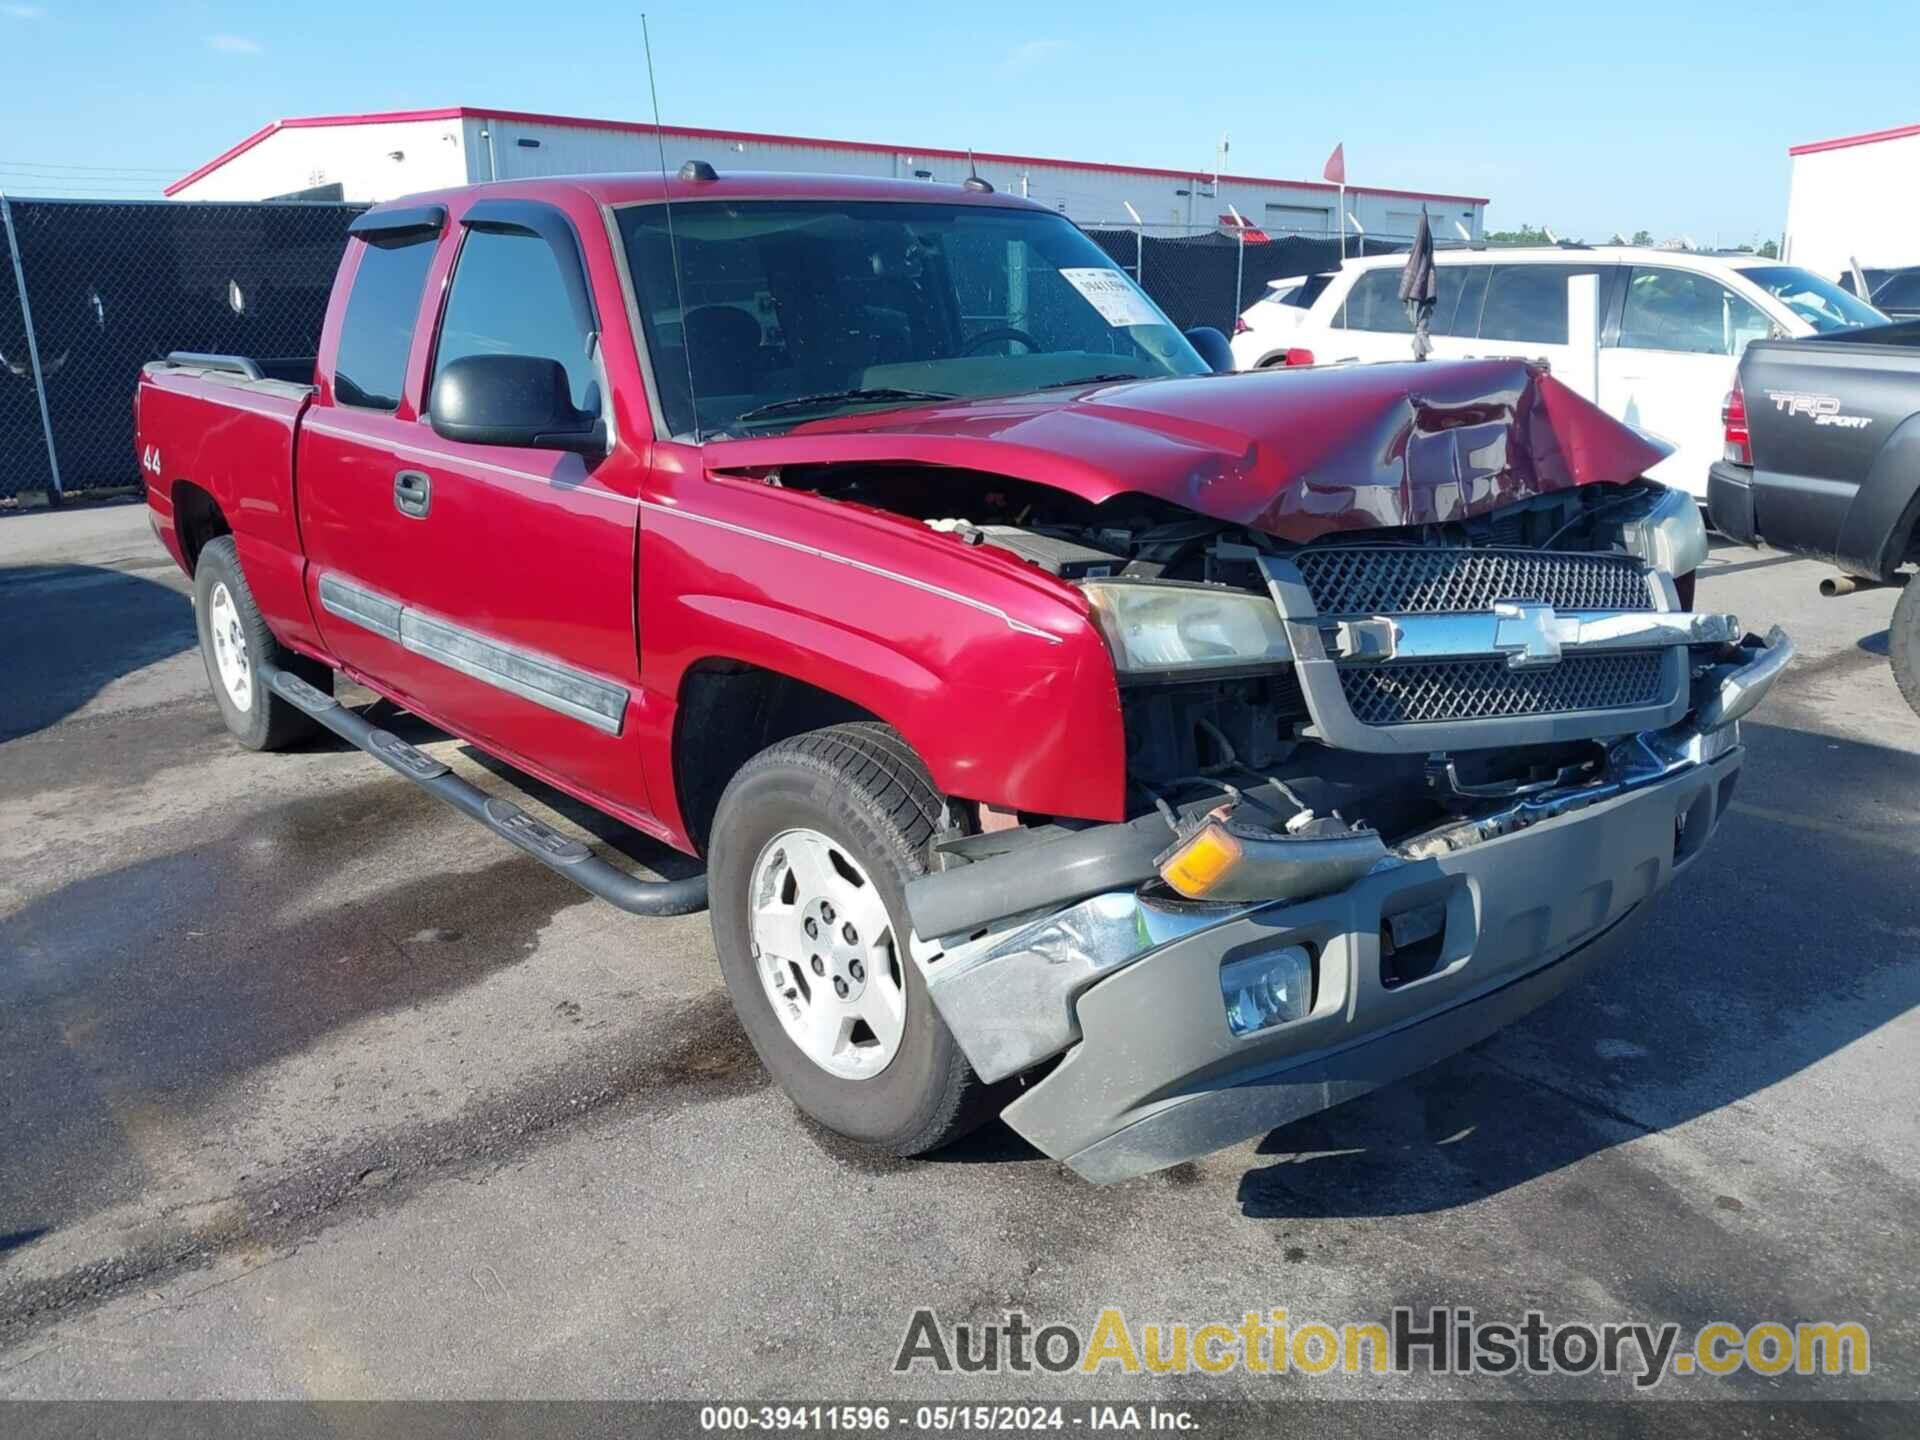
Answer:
[642, 13, 701, 442]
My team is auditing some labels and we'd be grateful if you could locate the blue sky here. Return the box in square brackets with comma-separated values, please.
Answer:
[4, 0, 1916, 243]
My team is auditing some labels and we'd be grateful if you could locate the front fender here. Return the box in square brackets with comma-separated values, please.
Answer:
[635, 490, 1126, 843]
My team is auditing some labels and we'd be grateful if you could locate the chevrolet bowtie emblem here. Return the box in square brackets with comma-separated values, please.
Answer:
[1492, 601, 1569, 669]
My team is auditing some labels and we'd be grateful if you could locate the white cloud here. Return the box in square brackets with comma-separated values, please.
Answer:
[1000, 38, 1065, 72]
[208, 33, 263, 54]
[3, 4, 49, 19]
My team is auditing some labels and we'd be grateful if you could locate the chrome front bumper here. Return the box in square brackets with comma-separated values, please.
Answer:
[907, 626, 1791, 1182]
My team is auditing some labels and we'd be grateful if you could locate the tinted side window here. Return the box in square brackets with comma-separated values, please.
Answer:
[433, 228, 598, 412]
[1433, 265, 1489, 337]
[1875, 272, 1920, 307]
[1337, 268, 1412, 333]
[1618, 268, 1770, 356]
[1476, 265, 1610, 345]
[1281, 274, 1334, 309]
[333, 235, 436, 411]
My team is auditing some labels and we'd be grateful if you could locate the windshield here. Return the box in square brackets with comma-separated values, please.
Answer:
[1740, 265, 1887, 333]
[616, 200, 1208, 438]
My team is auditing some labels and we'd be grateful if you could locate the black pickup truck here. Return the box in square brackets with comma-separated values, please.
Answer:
[1710, 320, 1920, 715]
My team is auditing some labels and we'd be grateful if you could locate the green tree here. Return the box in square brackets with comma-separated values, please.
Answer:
[1485, 223, 1554, 245]
[1758, 239, 1779, 258]
[1630, 229, 1654, 246]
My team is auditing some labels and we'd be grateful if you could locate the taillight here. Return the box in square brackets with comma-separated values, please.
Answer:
[1233, 315, 1252, 335]
[1284, 347, 1315, 367]
[1722, 382, 1751, 465]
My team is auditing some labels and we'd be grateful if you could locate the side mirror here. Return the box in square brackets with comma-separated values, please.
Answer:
[1184, 325, 1235, 374]
[428, 353, 605, 455]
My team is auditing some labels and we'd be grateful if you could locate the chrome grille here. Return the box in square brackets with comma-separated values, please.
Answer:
[1295, 547, 1655, 616]
[1339, 652, 1670, 726]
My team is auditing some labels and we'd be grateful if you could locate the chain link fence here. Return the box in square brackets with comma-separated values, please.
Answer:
[0, 197, 363, 506]
[1084, 222, 1412, 333]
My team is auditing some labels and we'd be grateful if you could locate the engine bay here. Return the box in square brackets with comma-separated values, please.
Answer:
[778, 462, 1670, 590]
[770, 461, 1690, 839]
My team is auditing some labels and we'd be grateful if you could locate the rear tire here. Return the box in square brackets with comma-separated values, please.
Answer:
[707, 723, 997, 1156]
[193, 536, 331, 751]
[1890, 577, 1920, 721]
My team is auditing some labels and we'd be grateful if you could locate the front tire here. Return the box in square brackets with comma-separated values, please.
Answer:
[1890, 576, 1920, 721]
[708, 723, 996, 1156]
[193, 536, 330, 751]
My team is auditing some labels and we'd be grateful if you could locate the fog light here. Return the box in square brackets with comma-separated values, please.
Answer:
[1220, 944, 1313, 1037]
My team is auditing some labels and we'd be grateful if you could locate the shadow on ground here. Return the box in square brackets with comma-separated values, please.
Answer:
[0, 562, 194, 741]
[0, 768, 603, 1236]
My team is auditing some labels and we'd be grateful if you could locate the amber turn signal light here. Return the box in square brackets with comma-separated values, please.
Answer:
[1158, 822, 1244, 899]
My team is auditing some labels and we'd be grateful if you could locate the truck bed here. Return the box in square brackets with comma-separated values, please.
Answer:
[138, 357, 319, 654]
[1711, 320, 1920, 578]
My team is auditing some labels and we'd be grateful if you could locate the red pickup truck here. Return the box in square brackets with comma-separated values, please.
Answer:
[137, 169, 1790, 1182]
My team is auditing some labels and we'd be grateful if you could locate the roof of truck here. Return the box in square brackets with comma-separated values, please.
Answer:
[369, 169, 1059, 213]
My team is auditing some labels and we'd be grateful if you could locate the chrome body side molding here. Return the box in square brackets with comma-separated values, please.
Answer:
[317, 573, 628, 736]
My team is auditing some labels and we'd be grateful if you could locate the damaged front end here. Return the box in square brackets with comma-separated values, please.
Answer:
[904, 484, 1792, 1182]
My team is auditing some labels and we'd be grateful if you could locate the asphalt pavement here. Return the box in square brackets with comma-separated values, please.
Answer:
[1, 500, 1915, 1421]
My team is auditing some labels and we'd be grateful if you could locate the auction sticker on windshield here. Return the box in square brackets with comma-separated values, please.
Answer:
[1059, 268, 1163, 327]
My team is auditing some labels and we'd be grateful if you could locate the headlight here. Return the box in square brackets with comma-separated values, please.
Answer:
[1083, 581, 1293, 675]
[1618, 486, 1708, 579]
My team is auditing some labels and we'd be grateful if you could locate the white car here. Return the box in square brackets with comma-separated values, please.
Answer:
[1231, 273, 1337, 343]
[1229, 246, 1887, 499]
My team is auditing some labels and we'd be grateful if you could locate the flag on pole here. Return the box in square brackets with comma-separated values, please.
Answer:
[1322, 143, 1346, 186]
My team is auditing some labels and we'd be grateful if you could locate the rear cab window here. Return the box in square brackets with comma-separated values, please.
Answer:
[332, 234, 437, 410]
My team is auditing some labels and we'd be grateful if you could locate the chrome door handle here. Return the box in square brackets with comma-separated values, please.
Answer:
[394, 470, 431, 518]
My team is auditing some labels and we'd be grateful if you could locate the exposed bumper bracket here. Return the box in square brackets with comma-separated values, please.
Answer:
[1695, 625, 1793, 733]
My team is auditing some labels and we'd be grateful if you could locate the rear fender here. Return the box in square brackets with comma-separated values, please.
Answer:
[1839, 411, 1920, 579]
[138, 368, 326, 654]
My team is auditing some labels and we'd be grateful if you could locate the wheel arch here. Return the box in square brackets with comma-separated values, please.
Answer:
[670, 658, 889, 854]
[1838, 409, 1920, 579]
[170, 479, 231, 575]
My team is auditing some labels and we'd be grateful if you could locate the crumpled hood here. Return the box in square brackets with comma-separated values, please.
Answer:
[708, 358, 1672, 542]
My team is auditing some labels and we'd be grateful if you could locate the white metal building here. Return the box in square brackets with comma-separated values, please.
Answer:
[164, 106, 1488, 242]
[1784, 122, 1920, 279]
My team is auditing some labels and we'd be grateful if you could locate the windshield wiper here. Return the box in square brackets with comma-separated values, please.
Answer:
[734, 387, 957, 427]
[1033, 372, 1143, 390]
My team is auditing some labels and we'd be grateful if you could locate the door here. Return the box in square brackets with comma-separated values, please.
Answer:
[1263, 203, 1333, 238]
[298, 210, 446, 691]
[1597, 266, 1773, 499]
[304, 201, 650, 816]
